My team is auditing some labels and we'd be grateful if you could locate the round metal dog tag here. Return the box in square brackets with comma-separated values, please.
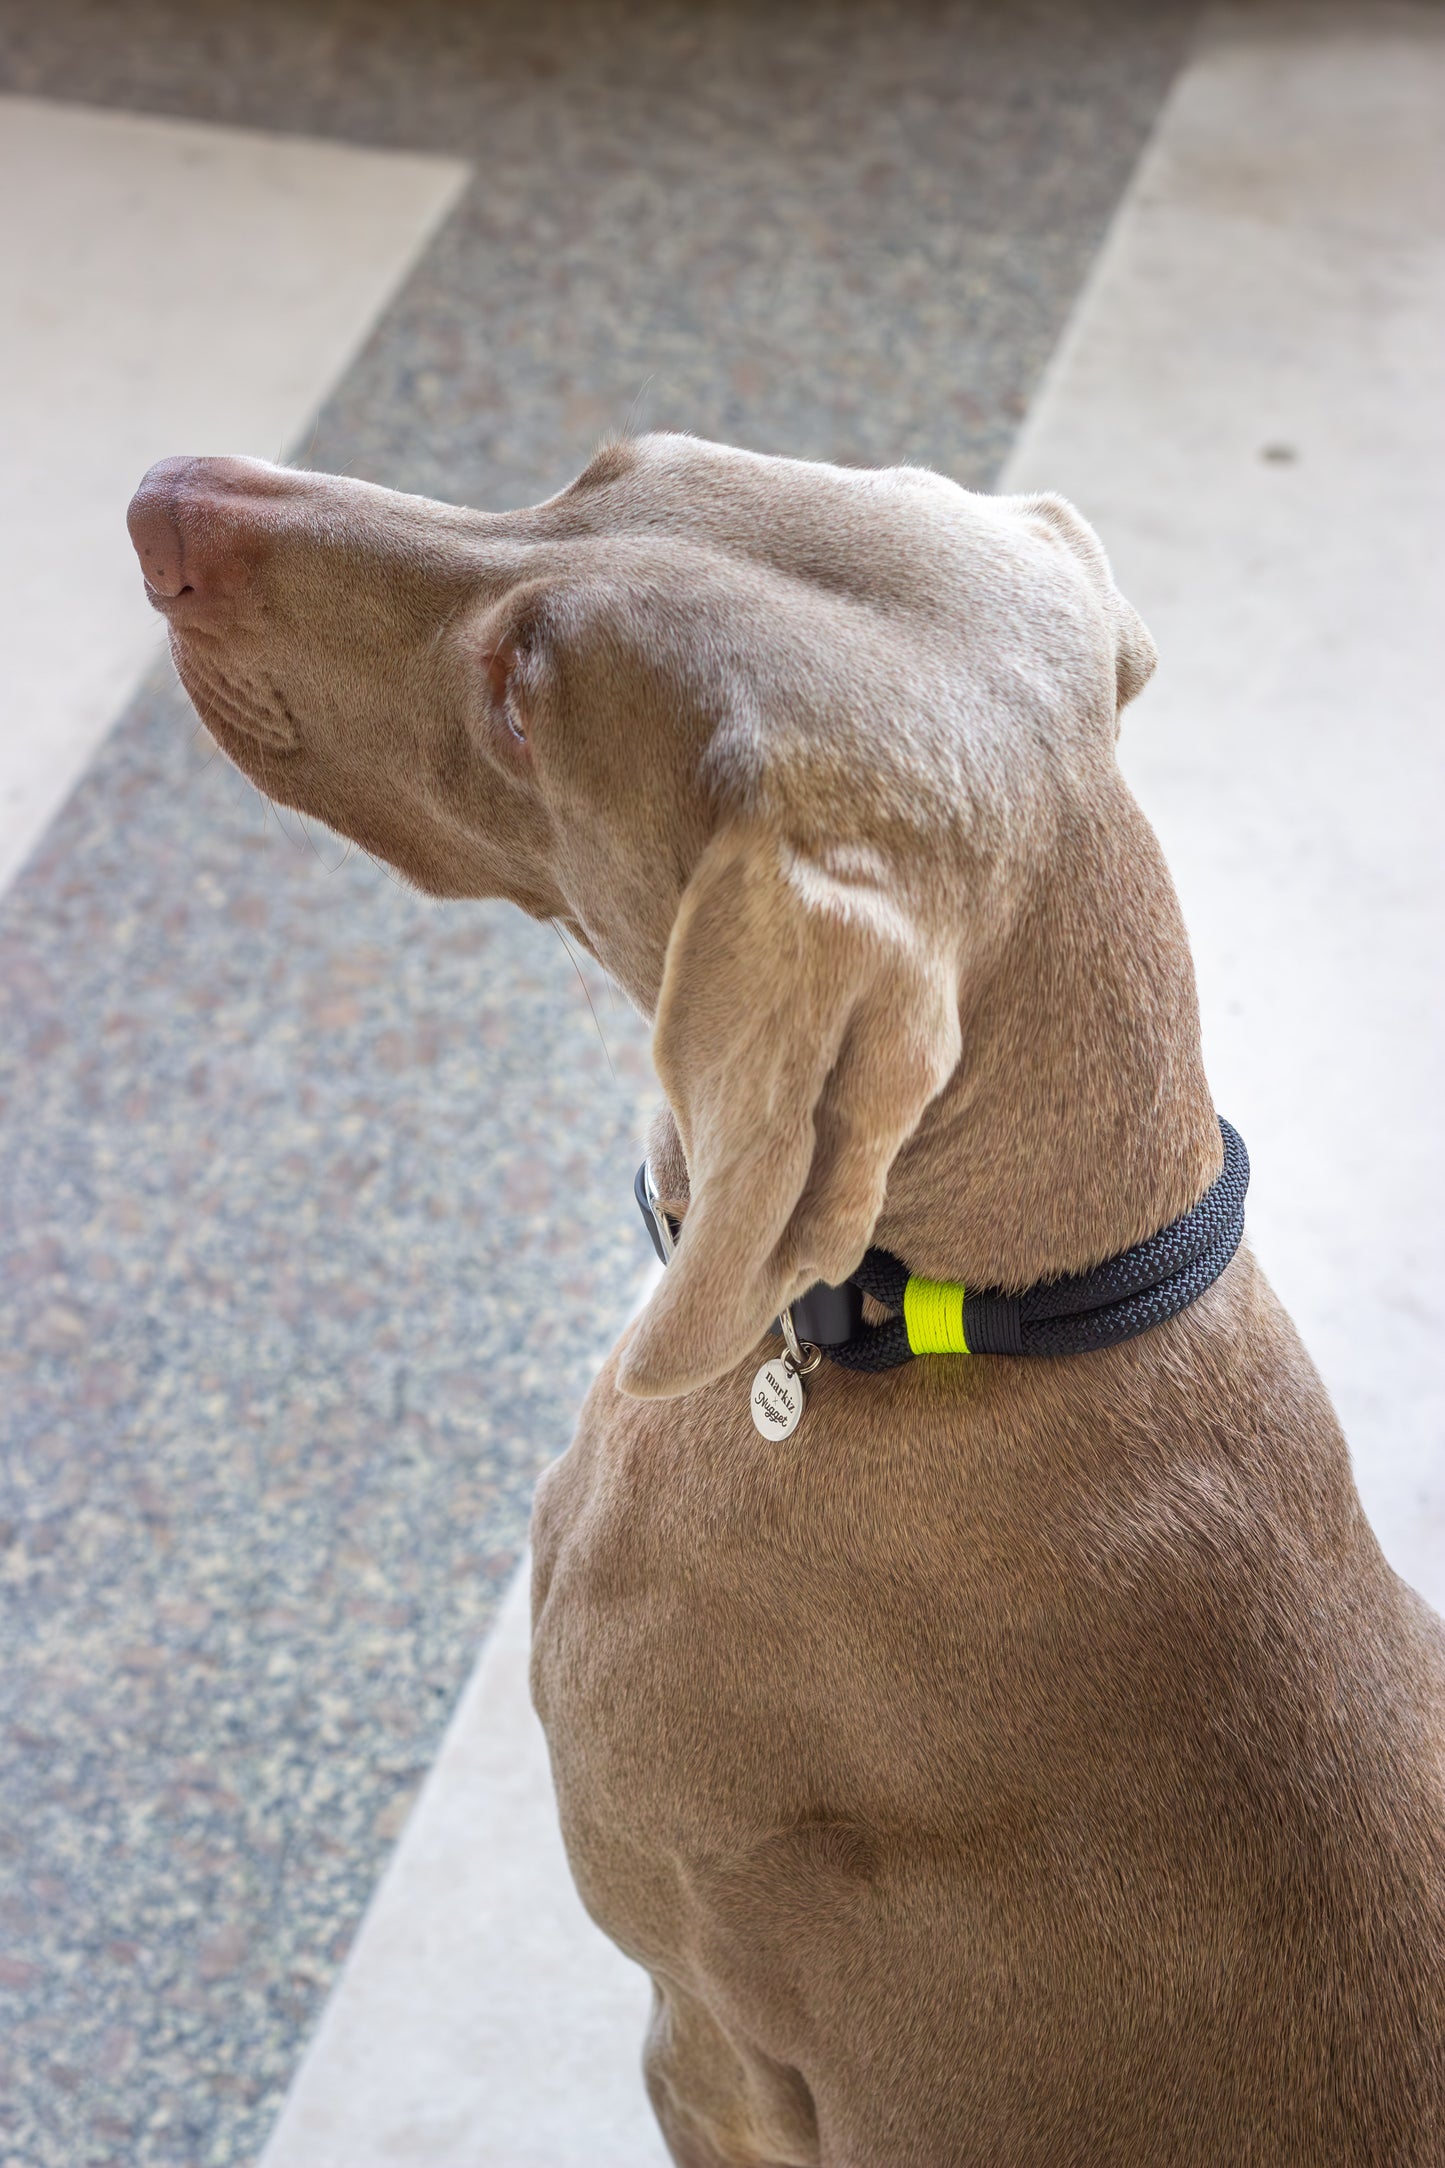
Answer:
[750, 1354, 806, 1440]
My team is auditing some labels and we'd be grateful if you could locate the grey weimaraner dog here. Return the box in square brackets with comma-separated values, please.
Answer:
[130, 436, 1445, 2165]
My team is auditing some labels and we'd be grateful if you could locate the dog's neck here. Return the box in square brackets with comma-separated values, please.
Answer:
[876, 790, 1222, 1290]
[644, 785, 1222, 1299]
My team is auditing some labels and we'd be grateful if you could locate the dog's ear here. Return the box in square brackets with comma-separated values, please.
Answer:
[1016, 492, 1157, 715]
[617, 824, 961, 1399]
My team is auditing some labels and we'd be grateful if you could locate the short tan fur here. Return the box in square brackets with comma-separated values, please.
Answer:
[129, 435, 1445, 2165]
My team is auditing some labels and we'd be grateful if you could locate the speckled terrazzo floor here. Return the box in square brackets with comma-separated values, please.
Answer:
[0, 4, 1200, 2163]
[0, 678, 655, 2167]
[1, 0, 1201, 506]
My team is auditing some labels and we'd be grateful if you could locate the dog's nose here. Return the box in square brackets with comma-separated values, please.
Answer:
[126, 454, 286, 612]
[127, 476, 189, 597]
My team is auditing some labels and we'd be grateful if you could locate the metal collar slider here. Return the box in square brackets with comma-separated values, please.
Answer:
[635, 1161, 865, 1348]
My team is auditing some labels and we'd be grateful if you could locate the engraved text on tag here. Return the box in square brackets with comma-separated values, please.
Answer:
[750, 1355, 805, 1440]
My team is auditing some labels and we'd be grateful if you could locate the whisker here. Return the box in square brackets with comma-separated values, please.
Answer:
[286, 409, 323, 471]
[552, 920, 617, 1083]
[622, 374, 656, 439]
[299, 810, 352, 876]
[428, 589, 472, 655]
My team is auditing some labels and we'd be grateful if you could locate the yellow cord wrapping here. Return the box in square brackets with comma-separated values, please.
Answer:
[902, 1275, 970, 1355]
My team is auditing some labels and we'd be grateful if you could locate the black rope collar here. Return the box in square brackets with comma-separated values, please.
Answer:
[637, 1118, 1248, 1371]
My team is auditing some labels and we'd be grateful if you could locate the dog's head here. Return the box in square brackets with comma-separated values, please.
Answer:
[128, 434, 1156, 1396]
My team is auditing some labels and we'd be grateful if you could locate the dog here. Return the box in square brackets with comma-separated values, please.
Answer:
[129, 435, 1445, 2165]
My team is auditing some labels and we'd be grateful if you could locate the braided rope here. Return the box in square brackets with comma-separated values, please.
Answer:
[826, 1309, 912, 1372]
[1021, 1121, 1248, 1322]
[823, 1119, 1247, 1371]
[1019, 1203, 1245, 1356]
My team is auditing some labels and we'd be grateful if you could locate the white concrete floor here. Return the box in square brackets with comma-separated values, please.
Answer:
[1004, 0, 1445, 1608]
[254, 8, 1445, 2164]
[0, 96, 467, 894]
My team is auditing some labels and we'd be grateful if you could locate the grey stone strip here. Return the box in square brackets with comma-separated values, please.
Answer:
[0, 0, 1204, 501]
